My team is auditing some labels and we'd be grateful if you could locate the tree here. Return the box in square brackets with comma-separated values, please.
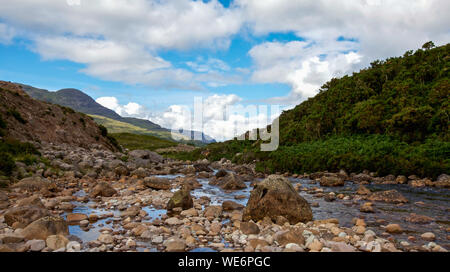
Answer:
[422, 41, 435, 50]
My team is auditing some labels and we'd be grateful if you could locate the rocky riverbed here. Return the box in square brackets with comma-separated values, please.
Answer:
[0, 143, 449, 252]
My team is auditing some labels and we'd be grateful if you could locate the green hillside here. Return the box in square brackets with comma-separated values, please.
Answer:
[172, 42, 450, 178]
[111, 133, 178, 151]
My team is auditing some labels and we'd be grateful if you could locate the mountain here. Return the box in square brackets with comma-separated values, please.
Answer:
[175, 42, 450, 178]
[0, 81, 120, 151]
[20, 84, 215, 144]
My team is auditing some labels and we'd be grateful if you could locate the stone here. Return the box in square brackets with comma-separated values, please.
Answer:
[167, 189, 193, 211]
[222, 200, 244, 211]
[356, 185, 371, 195]
[66, 213, 88, 223]
[405, 213, 434, 224]
[360, 202, 374, 213]
[240, 221, 260, 235]
[435, 174, 450, 188]
[243, 175, 312, 224]
[129, 150, 163, 163]
[368, 190, 408, 203]
[22, 216, 69, 240]
[90, 182, 117, 197]
[385, 224, 403, 234]
[274, 229, 305, 247]
[307, 239, 323, 251]
[165, 238, 186, 252]
[4, 206, 50, 228]
[165, 217, 183, 225]
[120, 206, 141, 218]
[143, 177, 171, 190]
[325, 241, 357, 252]
[215, 169, 228, 178]
[421, 232, 435, 241]
[98, 233, 114, 244]
[1, 233, 24, 244]
[204, 206, 223, 219]
[26, 239, 46, 252]
[11, 176, 53, 192]
[46, 235, 69, 250]
[219, 173, 247, 190]
[320, 176, 344, 187]
[66, 241, 81, 252]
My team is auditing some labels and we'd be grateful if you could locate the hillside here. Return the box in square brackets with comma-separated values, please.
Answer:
[20, 84, 216, 144]
[174, 42, 450, 178]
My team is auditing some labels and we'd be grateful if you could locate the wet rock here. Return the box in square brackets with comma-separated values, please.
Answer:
[215, 169, 228, 178]
[4, 206, 50, 228]
[421, 232, 435, 241]
[405, 213, 434, 224]
[219, 173, 247, 190]
[320, 176, 344, 187]
[120, 206, 141, 218]
[356, 185, 371, 195]
[144, 177, 171, 190]
[167, 189, 193, 211]
[360, 202, 374, 213]
[22, 216, 69, 240]
[66, 213, 88, 224]
[90, 182, 117, 197]
[46, 235, 69, 251]
[222, 200, 244, 211]
[243, 175, 312, 224]
[385, 224, 403, 234]
[164, 238, 186, 252]
[368, 190, 408, 204]
[240, 221, 260, 235]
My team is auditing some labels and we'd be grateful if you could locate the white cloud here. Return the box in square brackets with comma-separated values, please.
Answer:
[0, 23, 15, 44]
[249, 39, 362, 103]
[96, 96, 154, 119]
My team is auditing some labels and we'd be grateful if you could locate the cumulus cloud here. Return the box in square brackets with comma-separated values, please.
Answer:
[96, 96, 154, 120]
[0, 23, 15, 44]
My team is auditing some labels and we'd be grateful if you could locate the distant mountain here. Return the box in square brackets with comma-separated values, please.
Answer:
[20, 83, 215, 144]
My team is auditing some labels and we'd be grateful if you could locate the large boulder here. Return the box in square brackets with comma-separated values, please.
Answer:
[144, 177, 171, 190]
[193, 163, 213, 173]
[4, 206, 50, 228]
[90, 182, 117, 197]
[218, 173, 247, 190]
[435, 174, 450, 188]
[167, 189, 193, 211]
[21, 216, 69, 240]
[243, 175, 313, 224]
[368, 190, 408, 203]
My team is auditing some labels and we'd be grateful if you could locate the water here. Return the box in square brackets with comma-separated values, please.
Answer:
[64, 172, 450, 250]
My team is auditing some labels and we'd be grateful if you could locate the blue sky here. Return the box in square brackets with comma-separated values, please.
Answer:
[0, 0, 448, 140]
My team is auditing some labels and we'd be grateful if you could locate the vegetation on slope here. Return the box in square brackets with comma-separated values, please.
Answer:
[170, 42, 450, 178]
[111, 133, 178, 151]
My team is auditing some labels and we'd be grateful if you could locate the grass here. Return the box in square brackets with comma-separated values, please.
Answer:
[111, 132, 179, 151]
[0, 138, 41, 177]
[90, 114, 189, 141]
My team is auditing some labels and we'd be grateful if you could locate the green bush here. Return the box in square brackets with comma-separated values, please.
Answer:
[0, 152, 15, 176]
[7, 109, 27, 124]
[99, 125, 108, 137]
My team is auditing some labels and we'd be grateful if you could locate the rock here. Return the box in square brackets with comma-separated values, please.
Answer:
[320, 176, 344, 187]
[26, 239, 46, 252]
[120, 206, 141, 218]
[98, 233, 114, 244]
[274, 229, 305, 247]
[165, 238, 186, 252]
[240, 221, 260, 235]
[325, 241, 357, 252]
[204, 206, 223, 219]
[248, 239, 269, 249]
[4, 206, 50, 228]
[243, 175, 313, 224]
[219, 173, 247, 190]
[368, 190, 408, 203]
[435, 174, 450, 188]
[307, 239, 323, 251]
[16, 195, 44, 207]
[409, 179, 426, 188]
[405, 213, 434, 224]
[360, 202, 374, 213]
[165, 217, 183, 225]
[222, 200, 244, 211]
[385, 224, 403, 234]
[1, 233, 24, 243]
[356, 185, 371, 195]
[194, 163, 213, 172]
[396, 175, 407, 184]
[167, 189, 193, 211]
[143, 177, 171, 190]
[66, 241, 81, 252]
[421, 232, 435, 241]
[11, 176, 53, 192]
[66, 213, 88, 223]
[352, 173, 373, 183]
[129, 150, 163, 163]
[22, 216, 69, 240]
[90, 182, 117, 197]
[215, 169, 228, 178]
[46, 235, 69, 250]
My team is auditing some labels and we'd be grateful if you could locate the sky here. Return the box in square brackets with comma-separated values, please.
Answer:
[0, 0, 448, 141]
